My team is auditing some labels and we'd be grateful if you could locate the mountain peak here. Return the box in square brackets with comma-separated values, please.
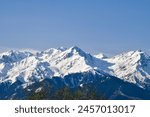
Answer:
[65, 46, 86, 56]
[133, 49, 144, 55]
[111, 50, 149, 60]
[70, 46, 82, 51]
[136, 49, 142, 52]
[0, 47, 149, 89]
[130, 50, 150, 62]
[105, 50, 150, 87]
[1, 50, 17, 56]
[0, 50, 32, 63]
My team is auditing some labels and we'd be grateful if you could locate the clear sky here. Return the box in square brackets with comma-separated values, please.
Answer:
[0, 0, 150, 55]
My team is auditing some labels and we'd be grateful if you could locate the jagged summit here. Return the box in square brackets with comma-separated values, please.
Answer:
[64, 46, 91, 58]
[0, 50, 32, 63]
[0, 47, 150, 89]
[108, 50, 150, 67]
[42, 48, 60, 54]
[68, 46, 85, 54]
[40, 46, 106, 77]
[0, 46, 103, 84]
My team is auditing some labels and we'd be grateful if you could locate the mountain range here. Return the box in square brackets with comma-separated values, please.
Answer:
[0, 46, 150, 99]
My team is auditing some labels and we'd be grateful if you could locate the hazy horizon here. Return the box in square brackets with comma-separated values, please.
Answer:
[0, 46, 149, 57]
[0, 0, 150, 55]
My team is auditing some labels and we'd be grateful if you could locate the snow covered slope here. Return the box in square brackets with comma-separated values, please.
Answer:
[104, 50, 150, 88]
[0, 47, 150, 89]
[0, 46, 107, 84]
[39, 46, 107, 76]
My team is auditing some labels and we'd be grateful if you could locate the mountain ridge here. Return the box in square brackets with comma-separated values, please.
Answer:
[0, 46, 150, 90]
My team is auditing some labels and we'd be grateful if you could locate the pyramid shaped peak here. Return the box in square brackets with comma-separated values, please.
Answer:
[67, 46, 87, 55]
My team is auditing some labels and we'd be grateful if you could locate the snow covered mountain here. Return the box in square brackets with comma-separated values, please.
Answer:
[0, 46, 150, 99]
[39, 46, 108, 77]
[0, 46, 107, 84]
[103, 50, 150, 88]
[0, 47, 150, 88]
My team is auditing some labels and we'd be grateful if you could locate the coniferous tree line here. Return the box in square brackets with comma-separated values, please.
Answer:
[27, 84, 106, 100]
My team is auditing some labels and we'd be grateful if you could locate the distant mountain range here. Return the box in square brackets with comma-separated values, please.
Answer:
[0, 46, 150, 99]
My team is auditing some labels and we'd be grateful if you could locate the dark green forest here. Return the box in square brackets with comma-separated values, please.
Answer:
[28, 85, 106, 100]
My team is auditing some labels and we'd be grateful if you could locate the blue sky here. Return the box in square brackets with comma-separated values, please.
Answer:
[0, 0, 150, 55]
